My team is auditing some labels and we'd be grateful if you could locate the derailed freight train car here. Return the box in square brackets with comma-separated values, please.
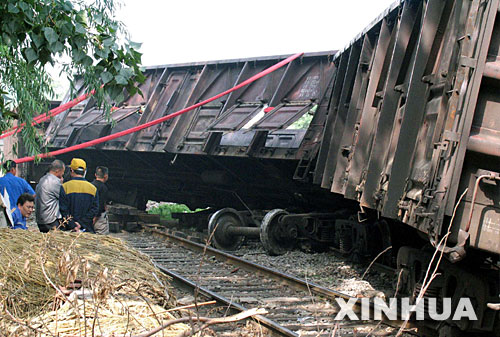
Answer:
[316, 0, 500, 261]
[37, 51, 339, 210]
[309, 0, 499, 334]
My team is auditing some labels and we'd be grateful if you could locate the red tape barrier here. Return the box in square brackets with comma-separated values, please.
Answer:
[0, 90, 96, 139]
[15, 52, 303, 164]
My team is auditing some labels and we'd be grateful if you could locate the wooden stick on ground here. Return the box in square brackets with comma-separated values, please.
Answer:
[61, 308, 267, 337]
[146, 308, 267, 337]
[147, 300, 217, 316]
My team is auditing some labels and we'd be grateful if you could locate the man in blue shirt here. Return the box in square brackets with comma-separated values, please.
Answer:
[0, 160, 35, 211]
[11, 193, 35, 230]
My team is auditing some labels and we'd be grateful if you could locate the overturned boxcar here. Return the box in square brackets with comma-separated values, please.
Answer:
[31, 0, 499, 334]
[39, 51, 339, 211]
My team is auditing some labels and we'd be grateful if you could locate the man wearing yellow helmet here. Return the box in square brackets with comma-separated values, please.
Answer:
[60, 158, 99, 233]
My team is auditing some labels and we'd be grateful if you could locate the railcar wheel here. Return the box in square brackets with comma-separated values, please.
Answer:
[208, 208, 245, 251]
[260, 209, 295, 256]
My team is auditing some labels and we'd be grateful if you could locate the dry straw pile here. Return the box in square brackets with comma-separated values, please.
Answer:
[0, 228, 187, 336]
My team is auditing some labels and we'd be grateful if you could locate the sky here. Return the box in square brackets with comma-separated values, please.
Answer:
[116, 0, 396, 67]
[50, 0, 396, 98]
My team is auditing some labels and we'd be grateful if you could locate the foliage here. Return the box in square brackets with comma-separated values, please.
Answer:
[287, 104, 317, 130]
[0, 0, 145, 156]
[148, 203, 204, 221]
[287, 113, 313, 130]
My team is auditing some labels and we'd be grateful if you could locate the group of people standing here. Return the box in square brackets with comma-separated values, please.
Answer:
[0, 158, 109, 234]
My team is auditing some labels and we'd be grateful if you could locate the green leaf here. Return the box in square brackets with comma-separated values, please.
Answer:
[119, 67, 134, 79]
[100, 71, 113, 84]
[7, 4, 20, 13]
[135, 72, 146, 84]
[25, 47, 38, 63]
[116, 49, 124, 58]
[106, 85, 123, 100]
[102, 37, 114, 47]
[76, 11, 88, 26]
[61, 22, 74, 36]
[31, 34, 44, 48]
[73, 35, 87, 50]
[131, 49, 142, 61]
[24, 10, 34, 22]
[6, 20, 21, 36]
[2, 33, 13, 47]
[43, 27, 59, 44]
[129, 41, 142, 50]
[72, 49, 85, 62]
[94, 47, 109, 59]
[81, 55, 93, 66]
[127, 86, 138, 96]
[112, 60, 121, 72]
[114, 74, 127, 85]
[75, 22, 86, 34]
[62, 0, 73, 11]
[38, 6, 49, 18]
[50, 41, 64, 53]
[38, 48, 52, 65]
[18, 1, 29, 12]
[94, 12, 103, 24]
[115, 93, 125, 103]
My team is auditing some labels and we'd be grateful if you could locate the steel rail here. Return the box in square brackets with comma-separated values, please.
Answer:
[145, 227, 415, 333]
[149, 227, 353, 300]
[155, 265, 298, 337]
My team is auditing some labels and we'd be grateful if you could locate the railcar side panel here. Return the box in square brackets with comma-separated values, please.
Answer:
[315, 0, 500, 255]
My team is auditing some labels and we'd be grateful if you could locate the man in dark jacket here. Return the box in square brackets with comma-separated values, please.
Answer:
[60, 158, 99, 233]
[91, 166, 109, 234]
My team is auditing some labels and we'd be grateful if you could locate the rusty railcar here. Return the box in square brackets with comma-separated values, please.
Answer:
[316, 0, 500, 260]
[311, 0, 500, 334]
[39, 52, 339, 210]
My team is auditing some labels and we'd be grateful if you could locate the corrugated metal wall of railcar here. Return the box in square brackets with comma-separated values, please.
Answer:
[124, 53, 336, 164]
[40, 53, 339, 209]
[314, 0, 499, 255]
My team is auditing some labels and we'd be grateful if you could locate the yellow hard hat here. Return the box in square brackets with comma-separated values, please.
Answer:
[70, 158, 86, 171]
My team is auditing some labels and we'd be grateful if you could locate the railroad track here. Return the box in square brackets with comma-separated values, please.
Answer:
[114, 228, 417, 337]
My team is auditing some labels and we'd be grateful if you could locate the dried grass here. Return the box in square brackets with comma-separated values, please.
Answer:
[11, 295, 189, 336]
[0, 228, 180, 336]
